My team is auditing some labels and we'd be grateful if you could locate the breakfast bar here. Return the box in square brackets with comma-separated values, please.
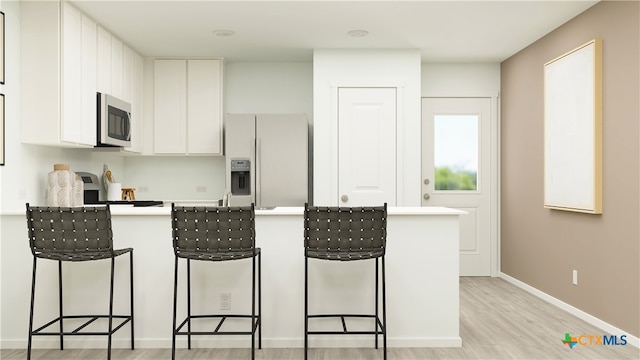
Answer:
[0, 206, 463, 349]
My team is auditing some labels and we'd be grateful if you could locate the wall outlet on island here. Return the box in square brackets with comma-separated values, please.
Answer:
[220, 292, 231, 310]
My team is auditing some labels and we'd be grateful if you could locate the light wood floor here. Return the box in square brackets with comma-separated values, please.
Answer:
[2, 277, 638, 359]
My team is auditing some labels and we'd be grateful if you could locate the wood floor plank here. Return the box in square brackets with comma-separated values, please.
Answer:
[3, 277, 638, 359]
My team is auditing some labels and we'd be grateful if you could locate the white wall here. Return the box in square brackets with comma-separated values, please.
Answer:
[313, 49, 422, 206]
[224, 62, 312, 115]
[421, 63, 500, 96]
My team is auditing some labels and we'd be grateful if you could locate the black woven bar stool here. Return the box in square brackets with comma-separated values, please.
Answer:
[171, 204, 261, 360]
[25, 203, 134, 360]
[303, 203, 388, 360]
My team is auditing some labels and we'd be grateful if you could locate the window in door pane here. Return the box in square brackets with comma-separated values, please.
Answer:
[434, 115, 478, 191]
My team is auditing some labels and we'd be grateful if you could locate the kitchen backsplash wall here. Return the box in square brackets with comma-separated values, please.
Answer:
[1, 145, 126, 213]
[123, 156, 225, 201]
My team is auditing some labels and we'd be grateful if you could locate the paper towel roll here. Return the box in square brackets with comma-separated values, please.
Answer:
[108, 183, 122, 201]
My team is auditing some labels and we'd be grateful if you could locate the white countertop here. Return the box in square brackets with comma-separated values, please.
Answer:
[107, 205, 466, 216]
[4, 204, 466, 216]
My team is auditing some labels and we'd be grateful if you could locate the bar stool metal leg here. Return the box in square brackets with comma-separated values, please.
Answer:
[251, 251, 256, 360]
[304, 254, 308, 360]
[187, 259, 192, 350]
[108, 256, 115, 360]
[27, 258, 37, 360]
[58, 260, 64, 350]
[375, 258, 379, 349]
[130, 251, 135, 350]
[172, 256, 179, 360]
[382, 256, 387, 360]
[258, 250, 262, 350]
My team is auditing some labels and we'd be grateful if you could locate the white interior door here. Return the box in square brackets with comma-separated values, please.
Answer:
[422, 97, 492, 276]
[338, 87, 397, 206]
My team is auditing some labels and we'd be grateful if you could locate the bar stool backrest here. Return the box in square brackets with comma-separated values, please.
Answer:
[171, 204, 256, 257]
[304, 203, 387, 260]
[25, 204, 114, 256]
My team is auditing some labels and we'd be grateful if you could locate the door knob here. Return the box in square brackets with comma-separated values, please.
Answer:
[423, 193, 430, 200]
[424, 179, 430, 185]
[341, 195, 349, 203]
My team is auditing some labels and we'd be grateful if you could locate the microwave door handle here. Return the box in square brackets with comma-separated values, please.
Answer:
[124, 112, 131, 141]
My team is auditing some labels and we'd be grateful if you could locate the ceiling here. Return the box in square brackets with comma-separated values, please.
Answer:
[70, 0, 599, 62]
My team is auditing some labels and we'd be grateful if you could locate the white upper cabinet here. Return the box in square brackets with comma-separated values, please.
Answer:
[110, 36, 124, 99]
[187, 59, 223, 154]
[97, 25, 144, 153]
[80, 13, 98, 146]
[122, 45, 135, 103]
[153, 59, 224, 155]
[124, 50, 144, 154]
[97, 26, 126, 101]
[21, 1, 96, 147]
[96, 25, 112, 95]
[153, 59, 187, 154]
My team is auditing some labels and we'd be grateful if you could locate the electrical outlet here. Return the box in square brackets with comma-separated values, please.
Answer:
[220, 292, 231, 310]
[138, 185, 149, 192]
[572, 270, 578, 285]
[196, 185, 207, 193]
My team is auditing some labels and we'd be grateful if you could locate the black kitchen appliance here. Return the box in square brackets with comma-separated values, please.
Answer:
[76, 172, 163, 207]
[76, 172, 101, 204]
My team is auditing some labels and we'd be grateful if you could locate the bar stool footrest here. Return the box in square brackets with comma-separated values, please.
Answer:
[307, 314, 385, 334]
[31, 315, 133, 336]
[175, 314, 260, 336]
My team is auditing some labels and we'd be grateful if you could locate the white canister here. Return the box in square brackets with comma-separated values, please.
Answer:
[47, 164, 75, 207]
[107, 183, 122, 201]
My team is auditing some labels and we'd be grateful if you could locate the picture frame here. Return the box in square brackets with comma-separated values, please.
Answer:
[543, 39, 602, 214]
[0, 11, 4, 85]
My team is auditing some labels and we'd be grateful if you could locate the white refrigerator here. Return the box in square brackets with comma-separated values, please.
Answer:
[225, 114, 308, 208]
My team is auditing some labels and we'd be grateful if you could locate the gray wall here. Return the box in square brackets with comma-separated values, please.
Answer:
[500, 0, 639, 336]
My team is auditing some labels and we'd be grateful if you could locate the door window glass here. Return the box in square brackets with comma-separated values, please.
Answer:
[434, 115, 479, 191]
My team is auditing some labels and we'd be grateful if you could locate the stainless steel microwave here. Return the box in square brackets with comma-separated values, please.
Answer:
[97, 92, 131, 147]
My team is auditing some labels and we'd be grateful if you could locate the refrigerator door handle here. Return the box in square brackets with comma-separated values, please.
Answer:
[255, 138, 261, 208]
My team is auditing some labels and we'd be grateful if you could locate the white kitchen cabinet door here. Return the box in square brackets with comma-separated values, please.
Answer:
[186, 59, 223, 154]
[96, 25, 112, 94]
[122, 45, 134, 104]
[153, 59, 187, 154]
[61, 2, 96, 146]
[125, 51, 144, 154]
[110, 36, 124, 99]
[153, 58, 224, 155]
[338, 87, 397, 206]
[79, 13, 97, 146]
[61, 2, 82, 144]
[97, 26, 126, 101]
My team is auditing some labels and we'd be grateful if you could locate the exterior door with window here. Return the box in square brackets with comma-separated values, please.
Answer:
[422, 97, 492, 276]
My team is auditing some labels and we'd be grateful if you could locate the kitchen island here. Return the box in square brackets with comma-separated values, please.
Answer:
[0, 206, 463, 349]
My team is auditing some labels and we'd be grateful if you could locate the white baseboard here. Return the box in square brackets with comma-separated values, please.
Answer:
[1, 336, 462, 350]
[500, 272, 639, 348]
